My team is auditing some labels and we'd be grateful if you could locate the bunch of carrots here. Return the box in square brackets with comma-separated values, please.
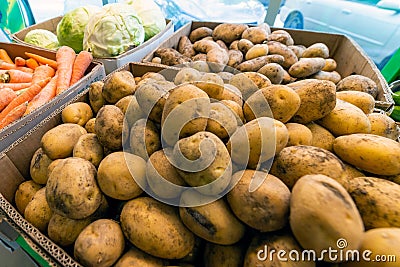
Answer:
[0, 46, 93, 130]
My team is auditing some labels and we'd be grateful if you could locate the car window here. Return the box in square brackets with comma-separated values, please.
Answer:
[347, 0, 381, 5]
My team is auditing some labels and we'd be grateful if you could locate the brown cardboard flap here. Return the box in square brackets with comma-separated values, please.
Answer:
[0, 155, 25, 203]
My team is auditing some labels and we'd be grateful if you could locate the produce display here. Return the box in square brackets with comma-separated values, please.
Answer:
[23, 0, 167, 58]
[0, 46, 92, 130]
[12, 49, 400, 267]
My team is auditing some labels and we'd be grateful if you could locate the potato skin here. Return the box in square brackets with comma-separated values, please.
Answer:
[318, 99, 372, 136]
[305, 122, 335, 151]
[245, 44, 269, 60]
[336, 74, 378, 98]
[227, 170, 290, 232]
[367, 113, 399, 140]
[88, 81, 105, 113]
[227, 49, 243, 68]
[114, 246, 165, 267]
[94, 105, 124, 150]
[322, 58, 337, 71]
[206, 102, 238, 140]
[257, 63, 285, 84]
[347, 177, 400, 229]
[309, 70, 341, 84]
[212, 23, 249, 44]
[302, 42, 330, 58]
[73, 133, 104, 167]
[267, 41, 298, 68]
[288, 57, 326, 78]
[74, 219, 125, 267]
[102, 70, 136, 104]
[287, 79, 336, 124]
[241, 26, 269, 44]
[41, 123, 87, 160]
[203, 242, 244, 267]
[336, 90, 375, 114]
[61, 102, 93, 126]
[285, 122, 313, 146]
[15, 180, 42, 215]
[189, 26, 213, 43]
[30, 148, 53, 185]
[120, 197, 195, 259]
[24, 187, 53, 233]
[84, 118, 96, 133]
[290, 175, 364, 262]
[46, 157, 102, 219]
[129, 118, 161, 160]
[333, 134, 400, 176]
[178, 36, 196, 58]
[270, 145, 347, 188]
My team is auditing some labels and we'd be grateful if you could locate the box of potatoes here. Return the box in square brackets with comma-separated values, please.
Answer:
[143, 21, 394, 113]
[0, 58, 400, 267]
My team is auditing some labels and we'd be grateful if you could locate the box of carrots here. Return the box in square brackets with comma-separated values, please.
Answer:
[0, 42, 106, 151]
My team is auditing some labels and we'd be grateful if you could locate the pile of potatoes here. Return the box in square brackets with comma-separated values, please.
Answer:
[13, 57, 400, 267]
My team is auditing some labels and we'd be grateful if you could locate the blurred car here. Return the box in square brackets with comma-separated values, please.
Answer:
[279, 0, 400, 69]
[0, 0, 35, 34]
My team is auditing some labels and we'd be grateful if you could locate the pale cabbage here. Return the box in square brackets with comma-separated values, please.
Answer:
[24, 29, 59, 50]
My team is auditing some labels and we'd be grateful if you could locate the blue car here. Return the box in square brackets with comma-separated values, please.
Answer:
[279, 0, 400, 69]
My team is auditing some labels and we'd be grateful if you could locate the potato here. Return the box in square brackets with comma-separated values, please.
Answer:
[281, 69, 297, 84]
[305, 122, 335, 151]
[84, 118, 96, 133]
[217, 71, 234, 83]
[290, 175, 364, 262]
[241, 26, 269, 44]
[141, 72, 166, 81]
[135, 80, 175, 123]
[285, 122, 313, 146]
[192, 53, 207, 62]
[216, 40, 229, 52]
[191, 60, 211, 72]
[47, 213, 91, 247]
[61, 102, 92, 127]
[347, 177, 400, 229]
[219, 84, 243, 107]
[88, 81, 105, 113]
[151, 57, 162, 64]
[243, 85, 301, 123]
[193, 39, 220, 54]
[154, 48, 192, 66]
[367, 112, 400, 140]
[245, 44, 269, 60]
[129, 118, 160, 160]
[340, 228, 400, 267]
[270, 145, 347, 188]
[173, 131, 232, 195]
[24, 188, 53, 233]
[227, 49, 243, 68]
[189, 26, 213, 43]
[206, 47, 229, 72]
[41, 123, 87, 160]
[74, 219, 125, 267]
[178, 36, 196, 58]
[237, 38, 254, 55]
[97, 151, 145, 201]
[343, 163, 365, 179]
[288, 57, 326, 78]
[227, 117, 288, 170]
[309, 70, 342, 84]
[190, 81, 224, 101]
[120, 197, 195, 259]
[229, 72, 265, 100]
[220, 99, 245, 124]
[146, 149, 186, 200]
[14, 180, 42, 215]
[115, 246, 166, 267]
[227, 170, 290, 232]
[94, 105, 124, 150]
[302, 42, 330, 58]
[102, 70, 136, 104]
[267, 41, 298, 68]
[287, 79, 337, 124]
[236, 55, 270, 72]
[336, 91, 375, 114]
[180, 192, 246, 245]
[47, 159, 62, 178]
[318, 99, 371, 136]
[257, 63, 285, 84]
[161, 84, 210, 146]
[268, 29, 294, 46]
[73, 133, 104, 167]
[336, 74, 378, 98]
[203, 243, 244, 267]
[206, 102, 238, 140]
[244, 232, 315, 267]
[174, 67, 203, 85]
[229, 40, 239, 50]
[30, 147, 53, 185]
[46, 157, 102, 219]
[288, 44, 306, 58]
[333, 134, 400, 176]
[200, 73, 224, 86]
[212, 23, 249, 44]
[322, 58, 337, 71]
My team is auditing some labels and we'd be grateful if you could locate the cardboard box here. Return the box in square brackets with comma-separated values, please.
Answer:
[0, 62, 177, 267]
[12, 16, 175, 74]
[0, 42, 106, 152]
[142, 21, 394, 112]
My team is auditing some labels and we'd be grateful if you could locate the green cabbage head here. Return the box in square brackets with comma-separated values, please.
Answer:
[56, 5, 101, 53]
[125, 0, 166, 41]
[83, 3, 145, 58]
[24, 29, 59, 50]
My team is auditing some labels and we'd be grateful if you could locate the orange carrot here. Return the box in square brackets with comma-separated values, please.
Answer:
[0, 60, 33, 73]
[24, 52, 57, 69]
[55, 46, 76, 95]
[69, 51, 93, 86]
[0, 49, 13, 64]
[0, 101, 28, 129]
[0, 88, 18, 111]
[32, 65, 55, 84]
[0, 78, 51, 121]
[0, 83, 31, 91]
[14, 56, 26, 67]
[25, 58, 39, 70]
[0, 69, 33, 83]
[24, 75, 58, 115]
